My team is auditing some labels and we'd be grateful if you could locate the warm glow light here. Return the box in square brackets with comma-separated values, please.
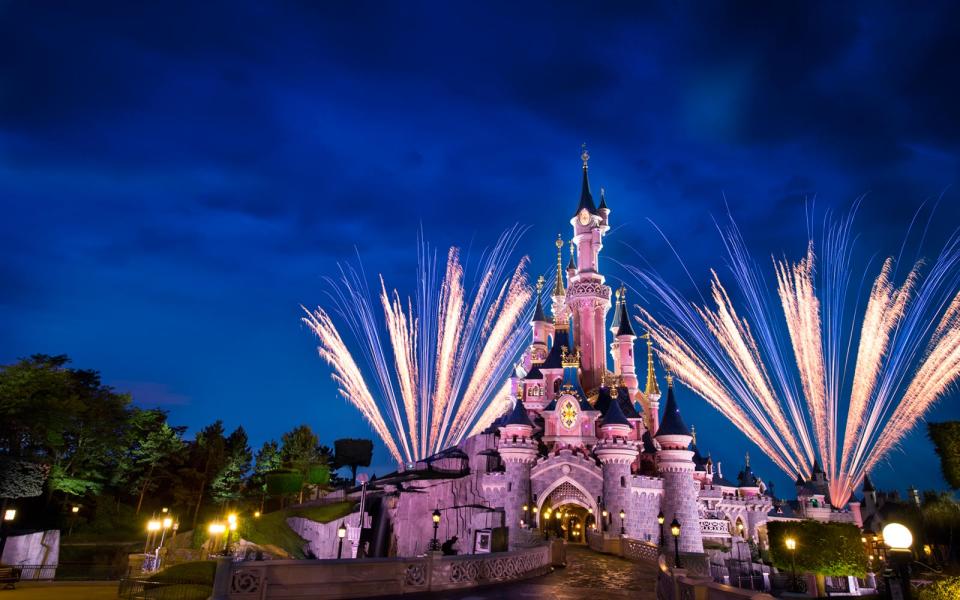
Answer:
[522, 504, 528, 512]
[147, 520, 161, 532]
[3, 509, 15, 521]
[432, 509, 441, 524]
[227, 513, 237, 525]
[254, 511, 261, 518]
[785, 537, 796, 551]
[602, 509, 608, 518]
[657, 511, 665, 525]
[161, 507, 169, 514]
[208, 522, 226, 535]
[71, 506, 80, 514]
[882, 522, 913, 550]
[619, 509, 625, 520]
[532, 507, 538, 514]
[587, 508, 593, 514]
[162, 517, 173, 529]
[670, 518, 681, 537]
[337, 522, 347, 539]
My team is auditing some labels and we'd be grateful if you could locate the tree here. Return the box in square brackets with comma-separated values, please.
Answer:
[184, 421, 227, 528]
[210, 426, 252, 507]
[768, 520, 867, 595]
[928, 422, 960, 489]
[248, 440, 281, 511]
[264, 470, 303, 509]
[0, 355, 129, 504]
[0, 456, 49, 500]
[280, 425, 321, 466]
[112, 408, 186, 514]
[334, 438, 373, 485]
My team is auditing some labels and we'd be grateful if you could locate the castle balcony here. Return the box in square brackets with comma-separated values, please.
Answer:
[699, 518, 733, 539]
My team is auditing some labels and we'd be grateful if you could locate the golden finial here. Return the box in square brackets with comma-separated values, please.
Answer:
[665, 369, 674, 388]
[581, 143, 589, 168]
[561, 345, 580, 368]
[517, 385, 524, 400]
[553, 234, 565, 297]
[644, 331, 661, 397]
[536, 275, 544, 295]
[615, 286, 621, 301]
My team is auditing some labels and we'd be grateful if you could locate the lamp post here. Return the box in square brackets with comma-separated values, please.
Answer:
[207, 522, 226, 555]
[657, 511, 665, 546]
[882, 522, 914, 600]
[146, 519, 161, 554]
[601, 509, 609, 533]
[670, 518, 682, 568]
[0, 506, 16, 560]
[785, 537, 798, 592]
[337, 522, 347, 559]
[619, 509, 626, 536]
[431, 508, 441, 551]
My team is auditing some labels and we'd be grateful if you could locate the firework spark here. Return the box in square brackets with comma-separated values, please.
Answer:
[302, 226, 533, 464]
[630, 209, 960, 507]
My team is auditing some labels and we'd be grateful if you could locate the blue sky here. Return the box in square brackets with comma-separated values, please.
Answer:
[1, 2, 958, 496]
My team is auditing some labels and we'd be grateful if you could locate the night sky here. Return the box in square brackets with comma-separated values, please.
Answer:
[2, 2, 959, 497]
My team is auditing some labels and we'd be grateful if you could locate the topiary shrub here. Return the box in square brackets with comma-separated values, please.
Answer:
[768, 520, 867, 577]
[918, 576, 960, 600]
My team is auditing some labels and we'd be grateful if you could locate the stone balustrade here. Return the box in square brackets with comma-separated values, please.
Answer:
[700, 518, 732, 538]
[217, 544, 553, 599]
[656, 554, 776, 600]
[621, 537, 659, 564]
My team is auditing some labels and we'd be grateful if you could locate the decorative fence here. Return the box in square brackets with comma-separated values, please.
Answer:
[223, 544, 552, 599]
[621, 537, 659, 564]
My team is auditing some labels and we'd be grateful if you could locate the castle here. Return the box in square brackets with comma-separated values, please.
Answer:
[376, 150, 862, 559]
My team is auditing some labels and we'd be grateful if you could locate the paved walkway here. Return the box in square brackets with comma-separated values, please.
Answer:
[397, 545, 658, 600]
[4, 582, 119, 599]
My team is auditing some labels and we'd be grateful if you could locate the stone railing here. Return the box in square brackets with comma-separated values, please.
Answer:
[700, 518, 732, 537]
[218, 544, 552, 599]
[621, 537, 659, 564]
[585, 529, 621, 555]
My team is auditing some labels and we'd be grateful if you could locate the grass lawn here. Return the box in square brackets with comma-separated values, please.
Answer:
[239, 501, 354, 558]
[11, 582, 119, 600]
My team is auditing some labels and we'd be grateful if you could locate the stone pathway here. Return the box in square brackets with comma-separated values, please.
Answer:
[395, 545, 658, 600]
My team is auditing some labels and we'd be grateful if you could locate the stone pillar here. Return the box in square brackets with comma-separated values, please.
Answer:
[658, 436, 704, 554]
[595, 439, 638, 536]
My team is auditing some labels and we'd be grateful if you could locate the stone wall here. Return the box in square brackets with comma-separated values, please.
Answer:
[628, 477, 664, 543]
[288, 511, 371, 559]
[0, 529, 59, 578]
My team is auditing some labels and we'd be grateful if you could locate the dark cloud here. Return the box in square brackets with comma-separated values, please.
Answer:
[1, 1, 959, 486]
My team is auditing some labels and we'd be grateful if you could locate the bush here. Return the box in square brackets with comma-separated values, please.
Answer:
[768, 520, 867, 577]
[918, 576, 960, 600]
[265, 469, 303, 496]
[153, 560, 216, 585]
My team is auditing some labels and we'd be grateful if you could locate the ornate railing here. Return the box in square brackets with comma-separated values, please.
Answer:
[621, 537, 659, 564]
[226, 545, 551, 599]
[699, 518, 732, 537]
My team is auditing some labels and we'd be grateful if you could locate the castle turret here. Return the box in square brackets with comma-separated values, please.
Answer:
[529, 276, 551, 364]
[497, 397, 538, 545]
[655, 375, 704, 554]
[614, 286, 639, 395]
[567, 146, 612, 390]
[595, 396, 639, 538]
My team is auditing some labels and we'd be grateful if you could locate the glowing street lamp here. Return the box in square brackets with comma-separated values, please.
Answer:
[337, 522, 347, 559]
[619, 509, 626, 536]
[883, 522, 914, 600]
[430, 508, 441, 551]
[0, 507, 16, 560]
[670, 518, 682, 568]
[785, 537, 798, 591]
[657, 511, 665, 546]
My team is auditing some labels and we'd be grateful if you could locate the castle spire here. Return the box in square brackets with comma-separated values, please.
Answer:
[553, 234, 565, 297]
[598, 186, 608, 211]
[610, 287, 623, 334]
[575, 144, 598, 216]
[644, 333, 661, 397]
[566, 240, 576, 272]
[532, 275, 548, 323]
[615, 285, 635, 337]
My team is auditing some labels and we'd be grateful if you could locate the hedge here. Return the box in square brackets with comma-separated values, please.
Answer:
[767, 520, 867, 577]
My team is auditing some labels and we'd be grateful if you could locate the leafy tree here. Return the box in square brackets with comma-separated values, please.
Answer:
[249, 440, 282, 511]
[210, 426, 252, 507]
[112, 408, 186, 514]
[0, 355, 129, 503]
[928, 422, 960, 489]
[264, 470, 303, 508]
[768, 520, 866, 594]
[334, 438, 373, 485]
[280, 425, 321, 465]
[183, 421, 227, 528]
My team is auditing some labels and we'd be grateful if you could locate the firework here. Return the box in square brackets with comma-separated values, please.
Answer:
[302, 226, 533, 464]
[629, 208, 960, 507]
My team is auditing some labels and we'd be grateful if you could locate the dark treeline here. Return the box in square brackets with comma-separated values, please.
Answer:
[0, 354, 370, 539]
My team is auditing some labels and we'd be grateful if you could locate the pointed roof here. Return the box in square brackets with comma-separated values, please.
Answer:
[532, 275, 549, 323]
[595, 385, 641, 420]
[610, 290, 623, 333]
[541, 328, 570, 369]
[598, 187, 608, 211]
[601, 394, 631, 427]
[574, 145, 598, 216]
[812, 458, 824, 475]
[795, 473, 805, 486]
[641, 429, 657, 453]
[656, 375, 690, 437]
[616, 287, 635, 337]
[502, 399, 533, 428]
[862, 474, 875, 492]
[524, 364, 544, 380]
[566, 243, 576, 271]
[552, 235, 566, 297]
[644, 333, 661, 397]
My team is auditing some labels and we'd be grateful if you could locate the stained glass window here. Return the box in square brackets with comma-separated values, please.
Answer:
[560, 398, 577, 429]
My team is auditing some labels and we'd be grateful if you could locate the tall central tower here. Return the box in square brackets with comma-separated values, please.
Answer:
[567, 146, 612, 391]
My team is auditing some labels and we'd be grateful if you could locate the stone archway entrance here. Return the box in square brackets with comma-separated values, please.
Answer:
[537, 480, 599, 543]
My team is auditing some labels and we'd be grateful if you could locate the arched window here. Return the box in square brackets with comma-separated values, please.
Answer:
[620, 476, 626, 488]
[553, 379, 561, 395]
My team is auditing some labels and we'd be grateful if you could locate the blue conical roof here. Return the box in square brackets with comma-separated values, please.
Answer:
[503, 399, 533, 428]
[656, 381, 690, 437]
[601, 394, 631, 427]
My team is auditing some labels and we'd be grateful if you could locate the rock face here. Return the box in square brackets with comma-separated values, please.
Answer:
[287, 510, 371, 559]
[1, 530, 59, 577]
